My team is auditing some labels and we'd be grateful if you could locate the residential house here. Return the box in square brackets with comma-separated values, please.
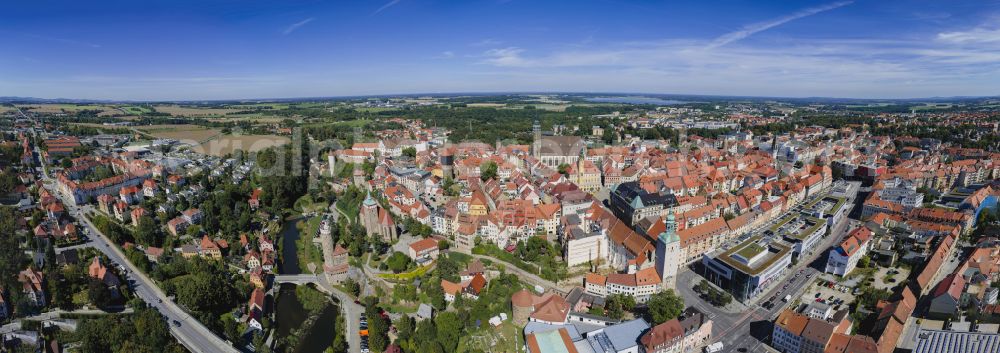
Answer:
[200, 235, 222, 259]
[18, 268, 46, 307]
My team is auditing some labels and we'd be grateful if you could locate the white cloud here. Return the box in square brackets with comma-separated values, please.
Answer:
[937, 27, 1000, 44]
[472, 31, 1000, 98]
[481, 47, 531, 66]
[708, 1, 853, 49]
[471, 39, 503, 47]
[283, 17, 315, 35]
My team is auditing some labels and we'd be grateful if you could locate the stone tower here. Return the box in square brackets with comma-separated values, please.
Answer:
[327, 151, 336, 177]
[319, 218, 336, 278]
[655, 211, 681, 288]
[532, 120, 541, 160]
[440, 148, 454, 180]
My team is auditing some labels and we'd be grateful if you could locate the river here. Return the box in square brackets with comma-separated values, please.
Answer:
[273, 284, 339, 353]
[274, 215, 339, 353]
[279, 217, 302, 275]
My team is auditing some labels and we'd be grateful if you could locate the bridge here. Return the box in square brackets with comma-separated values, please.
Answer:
[274, 274, 322, 285]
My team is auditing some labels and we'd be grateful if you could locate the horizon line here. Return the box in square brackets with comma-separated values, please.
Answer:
[3, 91, 998, 104]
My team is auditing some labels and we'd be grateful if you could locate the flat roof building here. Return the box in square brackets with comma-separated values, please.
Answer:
[702, 235, 793, 302]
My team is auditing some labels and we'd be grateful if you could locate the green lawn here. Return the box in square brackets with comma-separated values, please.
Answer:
[457, 321, 525, 353]
[295, 217, 325, 273]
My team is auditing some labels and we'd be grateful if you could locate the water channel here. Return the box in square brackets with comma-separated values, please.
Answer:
[274, 216, 339, 353]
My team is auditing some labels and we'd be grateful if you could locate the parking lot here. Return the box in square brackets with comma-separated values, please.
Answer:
[798, 278, 856, 312]
[873, 267, 910, 291]
[360, 312, 369, 353]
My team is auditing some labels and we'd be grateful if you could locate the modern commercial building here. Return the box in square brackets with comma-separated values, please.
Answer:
[702, 235, 793, 302]
[912, 329, 1000, 353]
[771, 214, 828, 258]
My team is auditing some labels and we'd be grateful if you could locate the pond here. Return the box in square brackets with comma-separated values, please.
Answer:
[273, 283, 340, 353]
[279, 217, 302, 274]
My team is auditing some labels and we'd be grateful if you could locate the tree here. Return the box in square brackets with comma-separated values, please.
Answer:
[558, 163, 570, 176]
[330, 314, 348, 352]
[368, 308, 390, 352]
[858, 256, 871, 269]
[50, 270, 74, 310]
[413, 319, 437, 347]
[647, 289, 685, 324]
[480, 161, 498, 181]
[434, 312, 463, 352]
[0, 207, 27, 291]
[602, 127, 615, 144]
[402, 147, 417, 158]
[435, 254, 462, 282]
[75, 307, 184, 352]
[135, 216, 160, 247]
[44, 242, 56, 271]
[87, 278, 113, 309]
[605, 294, 636, 320]
[343, 277, 361, 297]
[393, 283, 418, 302]
[425, 278, 447, 311]
[385, 252, 411, 273]
[174, 265, 237, 314]
[395, 314, 415, 342]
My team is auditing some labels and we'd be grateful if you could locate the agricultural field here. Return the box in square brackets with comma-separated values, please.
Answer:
[119, 105, 154, 115]
[911, 103, 954, 111]
[16, 104, 118, 115]
[136, 124, 221, 142]
[206, 112, 285, 123]
[195, 134, 289, 156]
[152, 105, 243, 116]
[466, 103, 507, 108]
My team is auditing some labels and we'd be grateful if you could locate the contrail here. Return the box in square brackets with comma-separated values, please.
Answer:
[374, 0, 402, 15]
[283, 17, 315, 35]
[708, 1, 853, 49]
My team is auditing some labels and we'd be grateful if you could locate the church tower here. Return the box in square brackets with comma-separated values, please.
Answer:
[360, 192, 379, 237]
[655, 211, 681, 287]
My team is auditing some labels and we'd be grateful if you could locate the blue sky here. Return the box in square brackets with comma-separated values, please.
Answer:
[1, 0, 999, 100]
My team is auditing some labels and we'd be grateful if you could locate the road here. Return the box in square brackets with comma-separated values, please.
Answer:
[38, 161, 239, 353]
[675, 200, 858, 352]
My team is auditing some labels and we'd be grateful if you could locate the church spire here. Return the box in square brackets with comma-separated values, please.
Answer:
[663, 211, 679, 243]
